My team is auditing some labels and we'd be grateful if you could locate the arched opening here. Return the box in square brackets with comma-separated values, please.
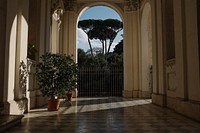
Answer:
[77, 6, 123, 54]
[76, 2, 124, 57]
[77, 5, 124, 97]
[1, 0, 30, 114]
[54, 1, 142, 98]
[141, 2, 152, 98]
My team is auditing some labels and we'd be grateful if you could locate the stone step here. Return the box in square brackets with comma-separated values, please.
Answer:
[0, 115, 24, 132]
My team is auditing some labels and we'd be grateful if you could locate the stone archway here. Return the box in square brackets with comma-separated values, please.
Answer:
[51, 0, 146, 98]
[77, 2, 124, 20]
[59, 1, 125, 61]
[76, 2, 124, 56]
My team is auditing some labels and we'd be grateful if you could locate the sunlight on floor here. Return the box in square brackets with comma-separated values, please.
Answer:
[6, 98, 200, 133]
[25, 98, 151, 118]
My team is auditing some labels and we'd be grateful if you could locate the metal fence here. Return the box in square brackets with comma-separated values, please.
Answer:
[78, 66, 123, 97]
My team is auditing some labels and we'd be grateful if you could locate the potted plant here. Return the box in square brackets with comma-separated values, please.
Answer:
[36, 53, 78, 111]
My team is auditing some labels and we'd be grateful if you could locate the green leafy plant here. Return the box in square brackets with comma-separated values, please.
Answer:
[36, 53, 78, 99]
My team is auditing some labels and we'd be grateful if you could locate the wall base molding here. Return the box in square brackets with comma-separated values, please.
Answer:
[152, 94, 200, 121]
[2, 98, 28, 115]
[152, 93, 166, 107]
[123, 90, 152, 98]
[167, 96, 200, 121]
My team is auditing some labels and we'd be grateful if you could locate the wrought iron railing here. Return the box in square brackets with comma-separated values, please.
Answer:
[78, 66, 123, 97]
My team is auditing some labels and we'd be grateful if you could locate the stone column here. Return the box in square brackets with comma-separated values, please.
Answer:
[62, 10, 77, 61]
[173, 0, 187, 100]
[123, 5, 139, 98]
[140, 2, 152, 98]
[51, 8, 63, 53]
[151, 0, 158, 95]
[36, 0, 52, 108]
[184, 0, 200, 101]
[151, 0, 166, 106]
[51, 19, 59, 53]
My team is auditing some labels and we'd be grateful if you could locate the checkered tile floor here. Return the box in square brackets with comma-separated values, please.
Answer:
[4, 98, 200, 133]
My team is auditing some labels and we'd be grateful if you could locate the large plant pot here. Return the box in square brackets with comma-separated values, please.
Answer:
[66, 93, 73, 101]
[48, 99, 60, 111]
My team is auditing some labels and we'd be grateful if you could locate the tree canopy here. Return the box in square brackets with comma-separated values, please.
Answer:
[78, 19, 123, 56]
[78, 40, 123, 68]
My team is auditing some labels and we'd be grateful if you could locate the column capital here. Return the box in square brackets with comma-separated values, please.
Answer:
[124, 0, 147, 12]
[51, 0, 64, 14]
[63, 0, 77, 11]
[124, 0, 139, 11]
[51, 0, 65, 30]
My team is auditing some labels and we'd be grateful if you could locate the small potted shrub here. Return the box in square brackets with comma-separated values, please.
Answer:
[36, 53, 78, 111]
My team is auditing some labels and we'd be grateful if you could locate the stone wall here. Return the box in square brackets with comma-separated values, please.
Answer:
[0, 0, 6, 107]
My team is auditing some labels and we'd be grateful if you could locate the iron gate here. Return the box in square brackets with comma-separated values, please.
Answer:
[78, 67, 123, 97]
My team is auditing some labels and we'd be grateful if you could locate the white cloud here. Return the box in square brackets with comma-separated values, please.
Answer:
[77, 29, 89, 51]
[90, 40, 101, 48]
[78, 28, 102, 52]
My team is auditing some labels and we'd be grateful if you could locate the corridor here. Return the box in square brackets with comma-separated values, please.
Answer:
[4, 98, 200, 133]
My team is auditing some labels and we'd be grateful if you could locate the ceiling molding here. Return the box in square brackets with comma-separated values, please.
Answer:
[63, 0, 77, 11]
[124, 0, 140, 11]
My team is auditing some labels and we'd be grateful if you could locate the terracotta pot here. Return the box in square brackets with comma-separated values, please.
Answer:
[66, 93, 73, 101]
[48, 99, 60, 111]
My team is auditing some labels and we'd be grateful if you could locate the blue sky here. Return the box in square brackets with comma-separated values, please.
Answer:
[78, 6, 123, 52]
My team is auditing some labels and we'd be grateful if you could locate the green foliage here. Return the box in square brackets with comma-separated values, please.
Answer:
[103, 19, 123, 30]
[78, 48, 123, 68]
[85, 53, 108, 67]
[113, 40, 123, 55]
[78, 49, 87, 67]
[36, 53, 78, 99]
[77, 46, 124, 97]
[106, 53, 123, 67]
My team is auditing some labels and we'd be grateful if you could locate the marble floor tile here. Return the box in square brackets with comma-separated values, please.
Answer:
[4, 97, 200, 133]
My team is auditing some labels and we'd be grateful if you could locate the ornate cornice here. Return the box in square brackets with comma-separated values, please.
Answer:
[125, 0, 140, 11]
[51, 0, 59, 13]
[51, 0, 77, 12]
[52, 0, 146, 12]
[63, 0, 77, 11]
